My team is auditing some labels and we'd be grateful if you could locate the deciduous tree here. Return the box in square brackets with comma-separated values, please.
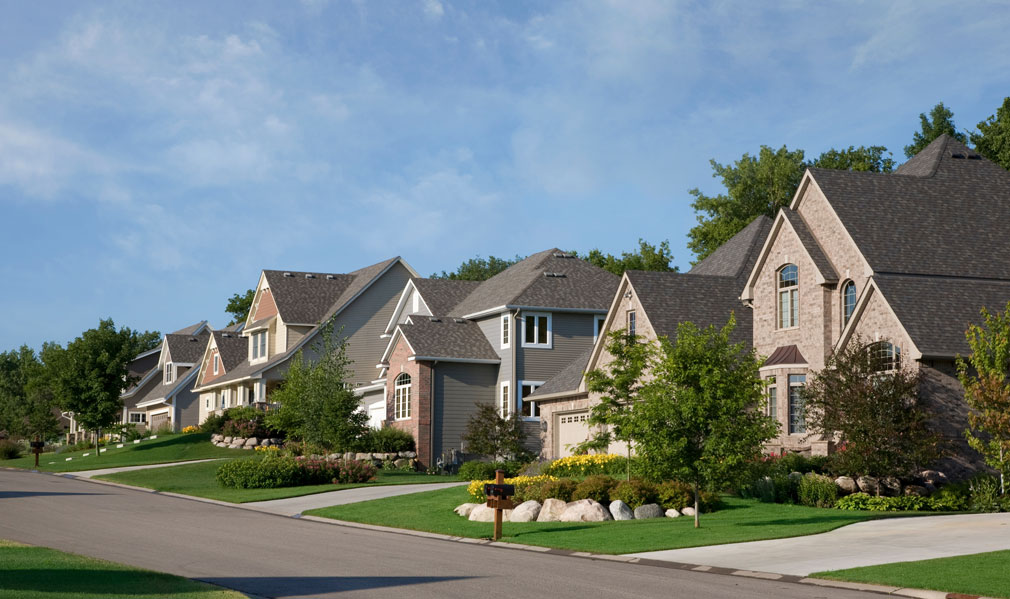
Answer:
[0, 345, 60, 441]
[432, 255, 522, 281]
[225, 289, 256, 325]
[462, 403, 530, 461]
[969, 97, 1010, 171]
[904, 102, 967, 157]
[579, 240, 677, 276]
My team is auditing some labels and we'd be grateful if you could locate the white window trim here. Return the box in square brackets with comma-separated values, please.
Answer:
[501, 313, 511, 350]
[250, 330, 269, 364]
[164, 363, 175, 385]
[594, 315, 607, 342]
[394, 373, 412, 421]
[499, 380, 511, 417]
[520, 312, 552, 349]
[787, 374, 806, 435]
[213, 353, 220, 375]
[777, 265, 800, 330]
[627, 310, 637, 336]
[128, 411, 147, 424]
[518, 380, 545, 421]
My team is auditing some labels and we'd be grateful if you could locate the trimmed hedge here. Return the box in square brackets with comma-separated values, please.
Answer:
[216, 455, 375, 489]
[610, 479, 657, 509]
[572, 475, 619, 504]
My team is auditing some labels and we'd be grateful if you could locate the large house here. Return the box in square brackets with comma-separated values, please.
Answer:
[378, 249, 619, 467]
[192, 257, 416, 426]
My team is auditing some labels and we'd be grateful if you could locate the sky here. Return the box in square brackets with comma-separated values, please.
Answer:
[2, 0, 1010, 349]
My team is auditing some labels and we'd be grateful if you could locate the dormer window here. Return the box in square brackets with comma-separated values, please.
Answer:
[778, 264, 799, 329]
[594, 315, 606, 342]
[251, 331, 268, 362]
[501, 313, 511, 349]
[164, 363, 174, 385]
[522, 313, 551, 348]
[842, 281, 856, 325]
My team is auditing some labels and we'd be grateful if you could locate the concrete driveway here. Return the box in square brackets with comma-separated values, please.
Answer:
[628, 511, 1010, 575]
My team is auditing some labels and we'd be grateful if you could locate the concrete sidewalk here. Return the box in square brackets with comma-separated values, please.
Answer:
[243, 481, 467, 516]
[69, 459, 226, 479]
[627, 511, 1010, 576]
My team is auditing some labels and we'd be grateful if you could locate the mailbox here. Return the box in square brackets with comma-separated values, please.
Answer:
[483, 483, 515, 499]
[30, 441, 45, 450]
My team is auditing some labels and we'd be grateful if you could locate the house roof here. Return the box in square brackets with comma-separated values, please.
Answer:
[781, 208, 838, 283]
[221, 322, 245, 333]
[528, 346, 593, 399]
[134, 366, 198, 407]
[807, 134, 1010, 281]
[170, 321, 209, 336]
[164, 332, 210, 364]
[449, 249, 619, 317]
[398, 317, 500, 362]
[764, 344, 807, 367]
[689, 215, 772, 281]
[262, 270, 357, 325]
[411, 278, 482, 316]
[212, 330, 249, 372]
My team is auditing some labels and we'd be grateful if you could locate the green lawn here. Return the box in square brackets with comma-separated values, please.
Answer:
[304, 486, 925, 554]
[97, 459, 460, 503]
[2, 433, 244, 473]
[812, 550, 1010, 598]
[0, 539, 243, 599]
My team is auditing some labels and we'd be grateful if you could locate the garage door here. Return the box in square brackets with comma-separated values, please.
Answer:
[149, 412, 169, 432]
[555, 411, 590, 458]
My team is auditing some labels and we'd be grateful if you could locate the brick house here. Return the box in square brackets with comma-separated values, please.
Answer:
[378, 249, 619, 467]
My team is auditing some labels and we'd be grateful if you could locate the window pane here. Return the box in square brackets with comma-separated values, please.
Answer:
[788, 374, 806, 434]
[843, 282, 856, 324]
[525, 316, 535, 343]
[502, 316, 509, 345]
[779, 264, 798, 288]
[790, 289, 799, 327]
[628, 311, 636, 336]
[538, 316, 548, 344]
[779, 292, 788, 328]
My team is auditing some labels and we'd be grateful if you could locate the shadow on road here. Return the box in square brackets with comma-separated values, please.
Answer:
[202, 575, 481, 596]
[0, 490, 109, 499]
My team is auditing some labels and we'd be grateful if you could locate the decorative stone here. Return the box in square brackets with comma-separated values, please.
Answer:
[609, 500, 634, 521]
[879, 476, 902, 497]
[681, 506, 697, 516]
[469, 504, 512, 522]
[344, 452, 355, 461]
[454, 503, 480, 517]
[211, 434, 222, 442]
[245, 437, 259, 447]
[789, 471, 803, 482]
[327, 453, 341, 460]
[229, 443, 244, 450]
[536, 498, 567, 522]
[560, 499, 613, 522]
[261, 439, 272, 447]
[510, 500, 542, 522]
[355, 452, 372, 461]
[223, 437, 233, 444]
[835, 476, 858, 495]
[665, 509, 681, 518]
[393, 458, 412, 469]
[904, 485, 928, 497]
[856, 475, 879, 495]
[242, 446, 252, 450]
[633, 503, 665, 520]
[399, 451, 417, 459]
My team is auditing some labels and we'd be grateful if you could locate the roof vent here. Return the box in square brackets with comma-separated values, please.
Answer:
[552, 252, 574, 258]
[189, 337, 198, 342]
[305, 273, 315, 279]
[544, 271, 567, 278]
[222, 333, 232, 338]
[326, 274, 336, 280]
[283, 272, 293, 277]
[951, 152, 965, 159]
[429, 317, 441, 323]
[453, 318, 466, 324]
[967, 154, 982, 160]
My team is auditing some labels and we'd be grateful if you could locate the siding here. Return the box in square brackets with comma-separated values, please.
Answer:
[477, 313, 512, 386]
[517, 311, 596, 382]
[175, 381, 202, 430]
[286, 325, 313, 352]
[433, 362, 497, 458]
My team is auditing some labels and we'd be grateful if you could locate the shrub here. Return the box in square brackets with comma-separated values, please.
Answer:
[798, 473, 838, 508]
[610, 479, 658, 508]
[201, 412, 228, 434]
[467, 475, 556, 502]
[359, 426, 415, 453]
[970, 475, 1003, 513]
[216, 455, 375, 489]
[572, 475, 620, 504]
[519, 478, 579, 503]
[653, 480, 720, 512]
[835, 492, 962, 512]
[542, 454, 625, 478]
[459, 461, 499, 481]
[0, 440, 22, 460]
[462, 402, 531, 461]
[182, 425, 199, 434]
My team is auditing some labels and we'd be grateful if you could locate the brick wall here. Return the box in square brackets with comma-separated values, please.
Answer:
[385, 335, 434, 466]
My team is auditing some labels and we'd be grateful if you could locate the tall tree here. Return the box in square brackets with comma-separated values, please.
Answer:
[627, 316, 776, 528]
[957, 302, 1010, 495]
[461, 403, 530, 461]
[811, 145, 895, 173]
[225, 289, 256, 325]
[969, 97, 1010, 171]
[904, 102, 967, 158]
[44, 319, 151, 455]
[579, 240, 677, 276]
[0, 345, 60, 441]
[432, 255, 522, 281]
[804, 337, 942, 481]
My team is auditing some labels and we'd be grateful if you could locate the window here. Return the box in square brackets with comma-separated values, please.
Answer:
[501, 313, 511, 349]
[394, 373, 412, 420]
[251, 331, 268, 361]
[164, 363, 174, 384]
[627, 311, 636, 336]
[213, 354, 220, 375]
[594, 315, 607, 342]
[522, 313, 551, 348]
[520, 382, 543, 418]
[766, 377, 777, 422]
[778, 265, 799, 329]
[869, 341, 900, 372]
[842, 281, 857, 325]
[219, 390, 226, 410]
[499, 381, 511, 417]
[788, 374, 806, 434]
[129, 412, 146, 424]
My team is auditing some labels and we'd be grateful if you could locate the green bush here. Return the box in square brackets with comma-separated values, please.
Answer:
[610, 478, 658, 509]
[835, 492, 963, 512]
[459, 461, 499, 481]
[653, 480, 720, 512]
[572, 475, 619, 504]
[359, 426, 416, 453]
[519, 478, 579, 503]
[217, 455, 307, 489]
[970, 475, 1003, 513]
[0, 440, 22, 460]
[798, 473, 838, 508]
[200, 412, 227, 434]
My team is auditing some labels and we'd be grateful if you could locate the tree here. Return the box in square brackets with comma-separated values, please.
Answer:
[578, 330, 656, 479]
[432, 255, 523, 281]
[266, 324, 367, 450]
[811, 145, 895, 173]
[579, 240, 678, 276]
[44, 320, 153, 456]
[804, 337, 942, 481]
[969, 97, 1010, 171]
[225, 289, 256, 326]
[627, 316, 776, 528]
[461, 403, 530, 461]
[904, 102, 967, 158]
[0, 345, 60, 441]
[957, 302, 1010, 495]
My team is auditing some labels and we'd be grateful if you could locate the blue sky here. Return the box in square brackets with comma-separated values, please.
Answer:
[2, 0, 1009, 349]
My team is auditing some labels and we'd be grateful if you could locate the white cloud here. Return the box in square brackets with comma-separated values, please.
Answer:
[423, 0, 444, 19]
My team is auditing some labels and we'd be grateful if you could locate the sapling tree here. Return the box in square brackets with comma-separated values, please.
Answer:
[462, 403, 530, 462]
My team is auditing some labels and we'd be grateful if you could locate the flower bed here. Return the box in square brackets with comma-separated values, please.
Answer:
[467, 475, 557, 502]
[541, 454, 625, 477]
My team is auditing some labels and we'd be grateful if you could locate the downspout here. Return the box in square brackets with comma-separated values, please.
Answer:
[430, 360, 438, 469]
[512, 309, 520, 416]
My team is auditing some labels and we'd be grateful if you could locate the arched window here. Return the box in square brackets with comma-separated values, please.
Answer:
[842, 281, 857, 326]
[868, 341, 900, 372]
[778, 264, 799, 328]
[394, 373, 412, 420]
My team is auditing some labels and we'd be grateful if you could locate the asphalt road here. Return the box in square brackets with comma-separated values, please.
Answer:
[0, 469, 887, 599]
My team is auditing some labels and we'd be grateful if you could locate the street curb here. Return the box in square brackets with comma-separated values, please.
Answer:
[22, 468, 999, 599]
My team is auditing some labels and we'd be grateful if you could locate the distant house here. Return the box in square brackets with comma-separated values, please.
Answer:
[378, 249, 619, 467]
[129, 324, 212, 432]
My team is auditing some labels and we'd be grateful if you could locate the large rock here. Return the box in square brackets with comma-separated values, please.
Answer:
[633, 503, 665, 520]
[454, 503, 480, 518]
[469, 504, 512, 522]
[921, 470, 948, 487]
[856, 475, 879, 495]
[223, 436, 233, 444]
[681, 506, 697, 517]
[211, 434, 222, 442]
[835, 476, 858, 495]
[343, 452, 356, 461]
[879, 476, 902, 497]
[270, 438, 283, 446]
[665, 509, 681, 518]
[510, 500, 542, 522]
[560, 499, 613, 523]
[393, 458, 412, 469]
[536, 498, 567, 522]
[609, 500, 634, 521]
[355, 452, 373, 461]
[260, 439, 272, 447]
[244, 437, 259, 447]
[904, 485, 928, 497]
[229, 443, 244, 450]
[399, 451, 417, 459]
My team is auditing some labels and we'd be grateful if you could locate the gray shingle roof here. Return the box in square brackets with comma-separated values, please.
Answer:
[399, 317, 499, 361]
[212, 331, 248, 372]
[411, 278, 482, 316]
[262, 270, 357, 325]
[528, 346, 593, 398]
[165, 332, 210, 364]
[170, 321, 208, 336]
[781, 208, 838, 283]
[689, 215, 772, 281]
[449, 249, 619, 317]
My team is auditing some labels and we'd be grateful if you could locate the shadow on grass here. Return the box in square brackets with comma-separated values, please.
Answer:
[202, 575, 480, 596]
[509, 523, 599, 537]
[126, 433, 210, 453]
[736, 514, 865, 527]
[2, 569, 218, 596]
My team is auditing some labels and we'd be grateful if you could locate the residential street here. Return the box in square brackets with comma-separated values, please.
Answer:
[0, 469, 886, 599]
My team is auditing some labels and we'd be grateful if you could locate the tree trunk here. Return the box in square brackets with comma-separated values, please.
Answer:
[626, 444, 631, 482]
[96, 428, 101, 458]
[1001, 446, 1006, 496]
[693, 482, 700, 529]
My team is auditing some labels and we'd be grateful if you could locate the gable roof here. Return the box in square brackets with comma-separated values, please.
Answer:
[449, 249, 619, 317]
[781, 208, 838, 283]
[211, 330, 248, 372]
[395, 317, 500, 362]
[171, 321, 209, 336]
[689, 215, 772, 281]
[627, 271, 752, 346]
[527, 346, 593, 399]
[164, 332, 210, 364]
[411, 278, 482, 316]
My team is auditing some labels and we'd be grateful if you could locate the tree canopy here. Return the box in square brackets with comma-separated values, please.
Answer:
[431, 255, 521, 281]
[225, 289, 256, 325]
[577, 239, 677, 276]
[0, 345, 60, 441]
[970, 96, 1010, 171]
[904, 101, 967, 158]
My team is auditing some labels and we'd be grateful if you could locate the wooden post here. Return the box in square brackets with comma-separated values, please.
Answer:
[493, 469, 504, 541]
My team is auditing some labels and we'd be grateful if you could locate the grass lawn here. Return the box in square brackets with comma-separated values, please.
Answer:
[0, 539, 243, 599]
[2, 433, 244, 473]
[305, 486, 926, 554]
[812, 550, 1010, 598]
[96, 459, 460, 503]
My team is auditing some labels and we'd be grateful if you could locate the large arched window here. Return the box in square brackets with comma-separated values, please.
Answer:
[842, 281, 857, 326]
[394, 373, 412, 420]
[868, 341, 900, 372]
[778, 264, 799, 329]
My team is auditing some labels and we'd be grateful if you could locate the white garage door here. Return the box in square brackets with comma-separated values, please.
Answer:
[367, 400, 386, 429]
[555, 411, 590, 458]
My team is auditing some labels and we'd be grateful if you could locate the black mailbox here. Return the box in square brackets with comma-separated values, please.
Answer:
[484, 483, 515, 498]
[30, 441, 45, 450]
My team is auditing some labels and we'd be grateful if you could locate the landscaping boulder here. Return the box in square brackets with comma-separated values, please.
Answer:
[344, 452, 355, 461]
[261, 439, 272, 447]
[211, 434, 222, 442]
[229, 443, 244, 450]
[921, 470, 948, 487]
[270, 438, 283, 446]
[399, 451, 417, 459]
[879, 476, 902, 497]
[560, 499, 613, 523]
[633, 503, 664, 520]
[835, 476, 858, 495]
[510, 500, 542, 522]
[454, 503, 480, 518]
[536, 498, 567, 522]
[245, 437, 259, 447]
[327, 453, 341, 460]
[665, 509, 681, 518]
[609, 500, 634, 521]
[856, 475, 879, 495]
[355, 453, 372, 461]
[469, 504, 511, 522]
[681, 506, 696, 517]
[904, 485, 928, 497]
[393, 458, 412, 469]
[789, 471, 803, 483]
[223, 436, 233, 444]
